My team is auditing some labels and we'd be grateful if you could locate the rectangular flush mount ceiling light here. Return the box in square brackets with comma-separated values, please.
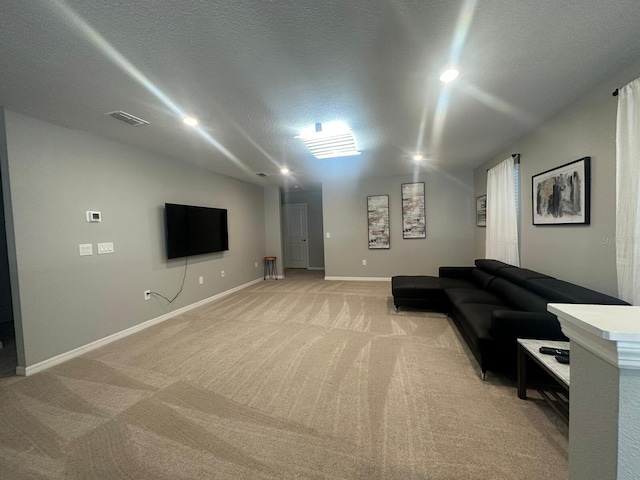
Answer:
[296, 122, 361, 159]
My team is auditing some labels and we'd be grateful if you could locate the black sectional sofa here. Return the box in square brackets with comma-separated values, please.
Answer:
[392, 259, 628, 377]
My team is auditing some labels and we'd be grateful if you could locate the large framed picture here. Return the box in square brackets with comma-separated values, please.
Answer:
[532, 157, 590, 225]
[401, 182, 426, 238]
[367, 195, 390, 249]
[476, 195, 487, 227]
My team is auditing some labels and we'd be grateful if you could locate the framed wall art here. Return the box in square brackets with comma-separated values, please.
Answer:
[401, 182, 426, 238]
[367, 195, 390, 249]
[532, 156, 590, 225]
[476, 195, 487, 227]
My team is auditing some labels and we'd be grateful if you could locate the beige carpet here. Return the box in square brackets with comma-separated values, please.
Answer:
[0, 270, 568, 479]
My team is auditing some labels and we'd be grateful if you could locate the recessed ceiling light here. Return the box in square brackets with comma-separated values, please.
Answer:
[439, 68, 459, 83]
[182, 115, 199, 127]
[296, 122, 361, 159]
[280, 167, 290, 175]
[413, 153, 425, 161]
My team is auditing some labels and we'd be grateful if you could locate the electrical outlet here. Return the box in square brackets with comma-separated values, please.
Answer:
[362, 259, 367, 266]
[144, 290, 151, 300]
[221, 270, 225, 277]
[254, 261, 258, 268]
[199, 276, 204, 285]
[326, 232, 331, 238]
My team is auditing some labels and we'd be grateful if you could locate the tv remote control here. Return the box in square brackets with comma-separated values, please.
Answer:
[539, 346, 570, 356]
[555, 355, 570, 364]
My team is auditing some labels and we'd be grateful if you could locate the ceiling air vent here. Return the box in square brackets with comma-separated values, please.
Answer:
[256, 172, 270, 177]
[105, 110, 150, 126]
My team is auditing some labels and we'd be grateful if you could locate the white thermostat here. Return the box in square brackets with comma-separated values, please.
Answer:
[86, 211, 102, 223]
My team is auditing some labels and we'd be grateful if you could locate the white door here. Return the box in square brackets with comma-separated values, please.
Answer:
[283, 204, 308, 269]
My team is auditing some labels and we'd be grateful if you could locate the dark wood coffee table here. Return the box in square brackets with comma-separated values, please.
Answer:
[517, 339, 570, 422]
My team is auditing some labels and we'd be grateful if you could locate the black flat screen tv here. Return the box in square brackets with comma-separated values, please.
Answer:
[165, 203, 229, 259]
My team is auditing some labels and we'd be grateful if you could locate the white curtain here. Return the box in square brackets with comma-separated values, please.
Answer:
[486, 157, 520, 266]
[616, 77, 640, 305]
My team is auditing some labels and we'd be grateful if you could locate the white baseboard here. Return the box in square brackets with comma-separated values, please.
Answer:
[16, 277, 264, 377]
[324, 276, 391, 282]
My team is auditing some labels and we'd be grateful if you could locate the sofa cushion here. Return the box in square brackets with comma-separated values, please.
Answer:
[470, 269, 496, 289]
[439, 266, 475, 280]
[451, 303, 514, 347]
[489, 310, 565, 341]
[528, 278, 629, 305]
[391, 275, 472, 299]
[488, 277, 550, 313]
[474, 259, 513, 275]
[498, 267, 554, 288]
[445, 288, 505, 306]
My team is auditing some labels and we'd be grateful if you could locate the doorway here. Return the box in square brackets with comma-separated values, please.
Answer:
[283, 204, 309, 269]
[0, 169, 16, 376]
[280, 186, 325, 272]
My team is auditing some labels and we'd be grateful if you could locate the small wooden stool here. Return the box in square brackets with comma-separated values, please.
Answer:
[264, 256, 277, 280]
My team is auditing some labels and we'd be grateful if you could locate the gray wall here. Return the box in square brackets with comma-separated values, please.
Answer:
[281, 189, 325, 269]
[618, 369, 640, 479]
[474, 58, 640, 297]
[264, 186, 284, 276]
[323, 172, 475, 278]
[3, 110, 266, 367]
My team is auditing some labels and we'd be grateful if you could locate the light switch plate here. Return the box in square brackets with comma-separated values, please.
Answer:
[97, 242, 114, 254]
[79, 244, 93, 256]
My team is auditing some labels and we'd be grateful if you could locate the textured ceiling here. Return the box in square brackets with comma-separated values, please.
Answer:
[1, 0, 640, 188]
